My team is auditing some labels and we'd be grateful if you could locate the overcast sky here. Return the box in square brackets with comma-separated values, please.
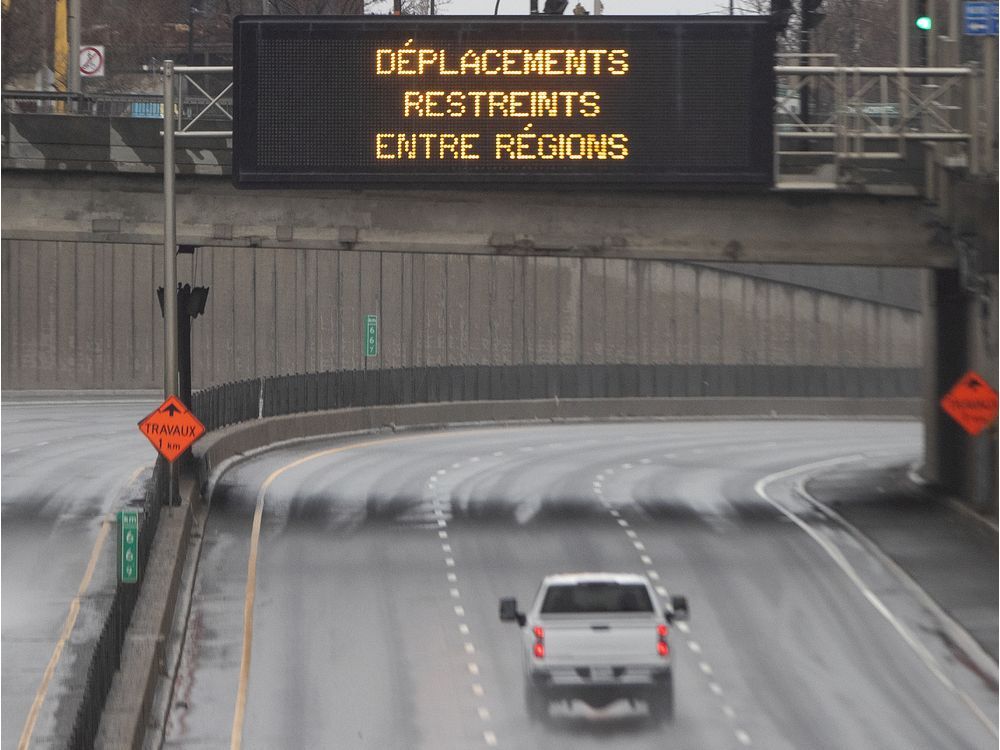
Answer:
[439, 0, 741, 16]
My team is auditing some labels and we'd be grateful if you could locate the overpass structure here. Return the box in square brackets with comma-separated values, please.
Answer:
[1, 56, 996, 510]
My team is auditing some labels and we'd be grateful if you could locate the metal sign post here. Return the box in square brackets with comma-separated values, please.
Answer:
[159, 61, 232, 503]
[163, 60, 179, 506]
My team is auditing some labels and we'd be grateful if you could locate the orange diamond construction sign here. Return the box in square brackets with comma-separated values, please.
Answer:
[138, 396, 206, 462]
[939, 371, 999, 437]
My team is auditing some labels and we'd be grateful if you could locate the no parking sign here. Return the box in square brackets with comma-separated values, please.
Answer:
[79, 45, 105, 77]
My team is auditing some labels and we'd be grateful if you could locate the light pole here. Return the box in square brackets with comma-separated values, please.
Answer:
[68, 0, 81, 110]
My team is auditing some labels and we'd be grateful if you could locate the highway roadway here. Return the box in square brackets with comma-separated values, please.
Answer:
[1, 396, 158, 750]
[159, 421, 997, 750]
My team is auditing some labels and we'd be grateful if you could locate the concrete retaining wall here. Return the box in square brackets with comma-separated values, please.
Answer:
[0, 239, 923, 390]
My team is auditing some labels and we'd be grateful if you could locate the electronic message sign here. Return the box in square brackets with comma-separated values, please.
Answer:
[232, 16, 775, 187]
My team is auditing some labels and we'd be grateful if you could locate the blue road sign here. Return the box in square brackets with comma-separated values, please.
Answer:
[964, 1, 998, 35]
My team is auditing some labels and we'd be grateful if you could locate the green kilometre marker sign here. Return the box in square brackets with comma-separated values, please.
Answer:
[118, 510, 140, 584]
[365, 314, 378, 357]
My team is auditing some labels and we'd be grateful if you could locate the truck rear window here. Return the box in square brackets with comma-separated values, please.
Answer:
[540, 583, 653, 614]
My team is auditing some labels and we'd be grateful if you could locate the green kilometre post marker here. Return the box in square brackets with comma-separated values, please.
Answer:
[119, 509, 140, 584]
[365, 314, 378, 358]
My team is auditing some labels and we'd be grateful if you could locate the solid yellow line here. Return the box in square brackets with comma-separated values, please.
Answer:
[18, 518, 112, 750]
[229, 434, 417, 750]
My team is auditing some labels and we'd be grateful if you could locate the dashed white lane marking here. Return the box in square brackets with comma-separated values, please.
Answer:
[588, 463, 755, 750]
[590, 462, 748, 750]
[469, 456, 480, 462]
[664, 453, 676, 459]
[492, 451, 504, 457]
[9, 448, 21, 453]
[432, 465, 498, 747]
[429, 476, 438, 483]
[36, 441, 49, 446]
[639, 458, 651, 464]
[436, 469, 447, 475]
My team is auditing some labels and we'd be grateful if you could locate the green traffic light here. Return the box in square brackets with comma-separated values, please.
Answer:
[915, 15, 933, 30]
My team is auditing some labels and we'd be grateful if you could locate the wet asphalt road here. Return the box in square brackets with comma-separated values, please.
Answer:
[162, 421, 997, 750]
[1, 397, 158, 750]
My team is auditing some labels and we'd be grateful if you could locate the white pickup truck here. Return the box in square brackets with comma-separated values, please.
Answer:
[500, 572, 688, 723]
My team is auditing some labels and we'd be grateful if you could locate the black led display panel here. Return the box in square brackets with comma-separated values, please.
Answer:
[232, 16, 775, 188]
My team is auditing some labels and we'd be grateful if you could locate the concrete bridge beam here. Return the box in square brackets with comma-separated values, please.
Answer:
[1, 172, 953, 268]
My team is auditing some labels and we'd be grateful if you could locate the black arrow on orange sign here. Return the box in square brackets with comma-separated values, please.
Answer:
[160, 403, 181, 417]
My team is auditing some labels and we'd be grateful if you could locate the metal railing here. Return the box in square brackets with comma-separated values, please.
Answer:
[774, 53, 991, 184]
[2, 88, 231, 122]
[6, 56, 993, 185]
[192, 363, 922, 432]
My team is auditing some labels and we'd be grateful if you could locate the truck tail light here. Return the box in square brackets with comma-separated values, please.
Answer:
[656, 624, 669, 657]
[532, 626, 545, 659]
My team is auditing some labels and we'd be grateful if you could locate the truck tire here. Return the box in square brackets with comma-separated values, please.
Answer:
[649, 672, 674, 724]
[524, 682, 548, 722]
